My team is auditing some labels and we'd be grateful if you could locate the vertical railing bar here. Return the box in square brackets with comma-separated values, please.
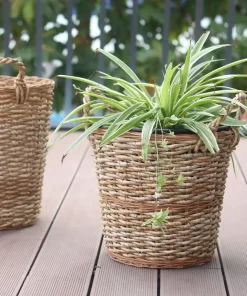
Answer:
[98, 0, 106, 85]
[224, 0, 235, 87]
[195, 0, 203, 42]
[35, 0, 43, 76]
[3, 0, 11, 75]
[64, 0, 73, 116]
[162, 0, 171, 77]
[130, 0, 138, 72]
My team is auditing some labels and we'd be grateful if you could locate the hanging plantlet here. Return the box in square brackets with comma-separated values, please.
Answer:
[177, 174, 185, 184]
[141, 208, 170, 229]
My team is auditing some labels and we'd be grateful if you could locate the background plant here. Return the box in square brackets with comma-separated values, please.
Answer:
[1, 0, 247, 112]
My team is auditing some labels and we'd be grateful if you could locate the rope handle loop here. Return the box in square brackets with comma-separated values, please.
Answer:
[195, 92, 247, 152]
[0, 57, 28, 104]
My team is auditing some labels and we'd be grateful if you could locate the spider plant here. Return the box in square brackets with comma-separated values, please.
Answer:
[49, 31, 247, 159]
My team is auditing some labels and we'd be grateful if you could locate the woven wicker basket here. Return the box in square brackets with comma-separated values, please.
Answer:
[0, 58, 54, 230]
[89, 93, 245, 268]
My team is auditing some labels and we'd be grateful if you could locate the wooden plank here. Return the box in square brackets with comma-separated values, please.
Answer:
[18, 148, 102, 296]
[90, 247, 219, 296]
[160, 251, 226, 295]
[217, 140, 247, 296]
[0, 134, 88, 296]
[91, 244, 157, 296]
[161, 269, 226, 295]
[235, 138, 247, 182]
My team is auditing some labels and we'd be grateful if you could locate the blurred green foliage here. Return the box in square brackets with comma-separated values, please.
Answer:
[0, 0, 247, 112]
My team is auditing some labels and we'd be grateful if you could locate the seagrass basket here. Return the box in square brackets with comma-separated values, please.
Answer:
[89, 93, 245, 268]
[0, 58, 54, 230]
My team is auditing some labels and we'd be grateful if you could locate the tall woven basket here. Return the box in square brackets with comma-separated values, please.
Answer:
[0, 58, 54, 230]
[89, 93, 245, 269]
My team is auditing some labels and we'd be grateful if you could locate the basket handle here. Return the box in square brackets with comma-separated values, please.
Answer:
[195, 92, 247, 152]
[0, 57, 28, 104]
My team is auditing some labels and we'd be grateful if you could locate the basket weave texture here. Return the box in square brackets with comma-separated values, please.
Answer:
[90, 126, 239, 268]
[0, 58, 54, 230]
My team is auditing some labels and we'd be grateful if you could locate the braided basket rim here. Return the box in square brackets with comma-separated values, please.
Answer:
[96, 125, 231, 135]
[92, 127, 236, 142]
[0, 76, 55, 92]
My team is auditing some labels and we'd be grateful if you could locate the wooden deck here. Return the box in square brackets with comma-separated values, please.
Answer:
[1, 134, 247, 296]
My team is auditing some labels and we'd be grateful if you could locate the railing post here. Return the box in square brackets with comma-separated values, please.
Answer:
[130, 0, 138, 72]
[224, 0, 235, 87]
[3, 0, 11, 75]
[64, 0, 74, 116]
[195, 0, 204, 42]
[98, 0, 106, 85]
[162, 0, 171, 72]
[35, 0, 43, 77]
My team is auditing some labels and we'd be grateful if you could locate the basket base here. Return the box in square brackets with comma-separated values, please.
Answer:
[0, 217, 38, 230]
[107, 251, 213, 269]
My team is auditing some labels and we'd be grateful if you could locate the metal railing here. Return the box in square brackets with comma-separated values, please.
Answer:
[1, 0, 236, 126]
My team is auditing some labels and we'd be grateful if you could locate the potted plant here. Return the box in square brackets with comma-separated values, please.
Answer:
[49, 31, 247, 268]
